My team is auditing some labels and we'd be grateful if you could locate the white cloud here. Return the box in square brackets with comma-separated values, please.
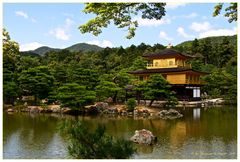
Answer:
[49, 18, 74, 41]
[202, 16, 208, 20]
[86, 40, 113, 48]
[166, 3, 187, 9]
[62, 12, 74, 18]
[65, 18, 74, 28]
[159, 31, 173, 41]
[190, 21, 212, 32]
[199, 28, 237, 38]
[135, 17, 171, 27]
[20, 42, 46, 51]
[49, 28, 69, 40]
[177, 27, 194, 38]
[15, 11, 28, 19]
[171, 12, 198, 20]
[31, 18, 37, 23]
[184, 12, 198, 19]
[15, 10, 37, 23]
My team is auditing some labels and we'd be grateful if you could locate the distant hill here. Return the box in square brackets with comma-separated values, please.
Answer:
[65, 43, 103, 53]
[29, 46, 61, 55]
[176, 35, 237, 49]
[24, 43, 103, 56]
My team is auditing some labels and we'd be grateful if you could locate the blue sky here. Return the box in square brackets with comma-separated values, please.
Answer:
[3, 3, 237, 51]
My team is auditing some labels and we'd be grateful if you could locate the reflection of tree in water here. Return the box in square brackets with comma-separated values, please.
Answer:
[185, 107, 237, 141]
[3, 106, 237, 158]
[135, 144, 154, 154]
[4, 113, 61, 158]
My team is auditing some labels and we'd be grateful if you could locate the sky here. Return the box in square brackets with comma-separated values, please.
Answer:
[3, 2, 237, 51]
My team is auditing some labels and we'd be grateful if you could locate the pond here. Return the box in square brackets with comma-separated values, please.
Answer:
[3, 106, 237, 159]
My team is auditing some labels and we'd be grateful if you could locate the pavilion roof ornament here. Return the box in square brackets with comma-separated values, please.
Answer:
[167, 43, 173, 48]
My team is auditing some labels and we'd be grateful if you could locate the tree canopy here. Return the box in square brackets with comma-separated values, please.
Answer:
[60, 121, 136, 159]
[213, 3, 237, 23]
[79, 3, 166, 39]
[56, 83, 96, 109]
[3, 28, 237, 106]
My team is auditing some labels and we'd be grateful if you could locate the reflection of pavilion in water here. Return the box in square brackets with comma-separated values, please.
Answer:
[169, 108, 202, 149]
[138, 108, 204, 152]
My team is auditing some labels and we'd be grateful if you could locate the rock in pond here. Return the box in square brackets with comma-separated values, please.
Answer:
[130, 129, 157, 145]
[158, 109, 183, 119]
[7, 108, 14, 112]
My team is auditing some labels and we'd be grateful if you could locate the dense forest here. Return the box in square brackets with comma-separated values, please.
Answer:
[3, 28, 237, 109]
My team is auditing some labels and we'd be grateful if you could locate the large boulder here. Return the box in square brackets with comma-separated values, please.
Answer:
[95, 102, 109, 110]
[62, 107, 72, 114]
[130, 129, 157, 145]
[85, 102, 109, 114]
[7, 108, 14, 112]
[107, 107, 118, 114]
[158, 109, 183, 119]
[48, 105, 61, 113]
[28, 106, 41, 113]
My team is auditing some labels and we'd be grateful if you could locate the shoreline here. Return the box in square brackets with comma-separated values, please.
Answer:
[3, 98, 229, 117]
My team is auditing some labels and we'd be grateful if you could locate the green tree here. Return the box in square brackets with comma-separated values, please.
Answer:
[19, 56, 41, 71]
[190, 38, 200, 55]
[213, 3, 237, 23]
[202, 66, 237, 104]
[56, 83, 96, 109]
[136, 74, 177, 106]
[3, 28, 20, 104]
[129, 56, 147, 71]
[126, 98, 137, 112]
[60, 121, 136, 159]
[51, 63, 68, 86]
[3, 82, 19, 105]
[70, 68, 99, 90]
[18, 66, 55, 104]
[79, 3, 166, 39]
[218, 37, 234, 67]
[96, 80, 121, 101]
[198, 38, 212, 64]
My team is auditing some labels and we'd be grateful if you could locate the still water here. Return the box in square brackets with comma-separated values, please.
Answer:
[3, 106, 237, 159]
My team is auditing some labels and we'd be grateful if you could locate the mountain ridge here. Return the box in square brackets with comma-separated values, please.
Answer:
[24, 43, 104, 55]
[23, 35, 237, 56]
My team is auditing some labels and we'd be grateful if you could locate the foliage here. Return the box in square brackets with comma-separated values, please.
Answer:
[18, 66, 55, 104]
[126, 98, 137, 112]
[3, 81, 20, 105]
[129, 56, 147, 71]
[3, 28, 20, 104]
[3, 28, 237, 105]
[70, 68, 99, 90]
[79, 3, 166, 39]
[59, 121, 136, 159]
[202, 66, 237, 103]
[19, 56, 41, 70]
[213, 3, 237, 23]
[96, 80, 121, 101]
[135, 74, 177, 106]
[65, 43, 103, 52]
[56, 83, 96, 109]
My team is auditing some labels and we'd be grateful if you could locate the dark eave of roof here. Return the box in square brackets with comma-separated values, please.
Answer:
[143, 49, 193, 59]
[128, 68, 209, 75]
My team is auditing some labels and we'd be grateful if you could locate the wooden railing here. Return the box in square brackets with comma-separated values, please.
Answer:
[146, 63, 191, 69]
[185, 79, 203, 84]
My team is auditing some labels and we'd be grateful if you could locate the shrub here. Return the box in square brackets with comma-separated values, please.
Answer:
[126, 98, 137, 112]
[59, 121, 136, 159]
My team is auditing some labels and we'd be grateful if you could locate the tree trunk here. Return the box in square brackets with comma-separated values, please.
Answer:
[113, 91, 118, 103]
[149, 100, 154, 107]
[34, 95, 38, 106]
[136, 91, 140, 105]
